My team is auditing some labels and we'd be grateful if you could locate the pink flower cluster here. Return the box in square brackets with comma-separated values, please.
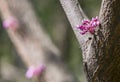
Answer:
[25, 64, 45, 79]
[3, 17, 19, 30]
[77, 16, 100, 35]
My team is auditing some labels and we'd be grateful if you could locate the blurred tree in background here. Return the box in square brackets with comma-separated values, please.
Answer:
[0, 0, 101, 82]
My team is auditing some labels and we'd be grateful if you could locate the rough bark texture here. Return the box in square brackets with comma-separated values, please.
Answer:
[60, 0, 120, 82]
[0, 0, 76, 82]
[92, 0, 120, 82]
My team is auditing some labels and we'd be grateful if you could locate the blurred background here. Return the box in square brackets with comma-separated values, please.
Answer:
[0, 0, 101, 82]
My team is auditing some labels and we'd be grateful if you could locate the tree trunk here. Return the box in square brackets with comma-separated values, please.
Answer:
[59, 0, 120, 82]
[0, 0, 77, 82]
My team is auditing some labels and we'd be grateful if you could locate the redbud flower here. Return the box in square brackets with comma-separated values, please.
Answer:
[77, 16, 99, 35]
[3, 17, 19, 30]
[25, 64, 45, 79]
[91, 16, 100, 27]
[77, 19, 90, 34]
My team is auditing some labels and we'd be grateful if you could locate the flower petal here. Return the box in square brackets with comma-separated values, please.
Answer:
[3, 17, 19, 30]
[25, 66, 34, 78]
[33, 64, 45, 76]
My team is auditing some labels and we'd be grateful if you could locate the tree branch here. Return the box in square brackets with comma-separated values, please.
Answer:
[92, 0, 120, 81]
[60, 0, 120, 82]
[59, 0, 93, 50]
[59, 0, 98, 81]
[0, 0, 76, 82]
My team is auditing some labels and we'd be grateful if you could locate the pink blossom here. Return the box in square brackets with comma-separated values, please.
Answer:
[25, 64, 45, 79]
[3, 17, 19, 30]
[25, 66, 35, 78]
[77, 16, 99, 35]
[91, 16, 100, 27]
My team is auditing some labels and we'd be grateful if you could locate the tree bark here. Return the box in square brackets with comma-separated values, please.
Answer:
[0, 0, 77, 82]
[59, 0, 120, 82]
